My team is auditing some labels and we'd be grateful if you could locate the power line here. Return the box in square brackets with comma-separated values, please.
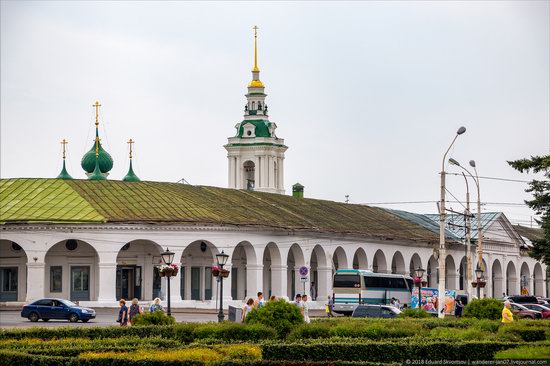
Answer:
[447, 172, 530, 183]
[362, 200, 528, 206]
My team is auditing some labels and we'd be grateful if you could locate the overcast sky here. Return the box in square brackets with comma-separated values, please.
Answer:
[1, 1, 548, 227]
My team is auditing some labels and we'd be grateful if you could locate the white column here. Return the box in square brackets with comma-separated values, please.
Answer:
[270, 264, 287, 299]
[262, 155, 268, 189]
[246, 263, 263, 297]
[169, 267, 183, 303]
[279, 157, 285, 193]
[236, 157, 242, 189]
[96, 262, 117, 303]
[26, 262, 45, 302]
[223, 263, 233, 302]
[184, 266, 192, 300]
[317, 266, 332, 300]
[228, 155, 234, 188]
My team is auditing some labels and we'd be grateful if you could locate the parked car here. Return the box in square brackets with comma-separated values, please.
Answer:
[522, 304, 550, 319]
[506, 295, 539, 304]
[21, 298, 96, 323]
[351, 305, 401, 318]
[509, 303, 542, 319]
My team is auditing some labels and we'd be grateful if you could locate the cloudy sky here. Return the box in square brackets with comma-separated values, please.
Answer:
[1, 1, 548, 226]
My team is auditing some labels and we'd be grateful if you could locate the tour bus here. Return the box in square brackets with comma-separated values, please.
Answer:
[332, 269, 413, 315]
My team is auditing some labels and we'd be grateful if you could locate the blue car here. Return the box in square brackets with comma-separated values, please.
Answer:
[21, 298, 96, 323]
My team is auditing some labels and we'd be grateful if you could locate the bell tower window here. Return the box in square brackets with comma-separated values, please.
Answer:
[243, 160, 255, 190]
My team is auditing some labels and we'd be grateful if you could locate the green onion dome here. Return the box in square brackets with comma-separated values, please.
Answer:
[123, 160, 140, 182]
[81, 141, 113, 174]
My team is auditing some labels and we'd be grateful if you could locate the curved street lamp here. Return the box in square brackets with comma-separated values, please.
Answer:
[414, 267, 425, 309]
[438, 126, 466, 318]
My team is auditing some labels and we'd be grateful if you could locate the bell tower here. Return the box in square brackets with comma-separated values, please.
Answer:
[224, 26, 287, 194]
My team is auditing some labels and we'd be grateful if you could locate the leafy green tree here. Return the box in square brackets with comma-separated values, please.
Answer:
[508, 155, 550, 266]
[463, 298, 503, 320]
[244, 299, 303, 338]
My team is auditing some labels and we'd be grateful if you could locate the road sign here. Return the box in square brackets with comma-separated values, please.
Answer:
[300, 276, 308, 282]
[299, 266, 308, 277]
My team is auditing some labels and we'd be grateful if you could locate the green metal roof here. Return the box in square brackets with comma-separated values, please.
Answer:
[0, 178, 441, 242]
[237, 119, 272, 138]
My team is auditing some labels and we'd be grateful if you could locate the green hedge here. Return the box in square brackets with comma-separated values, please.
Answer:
[261, 340, 520, 362]
[463, 299, 503, 320]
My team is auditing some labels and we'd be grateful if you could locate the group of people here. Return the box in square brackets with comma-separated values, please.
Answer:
[117, 297, 164, 326]
[241, 292, 275, 321]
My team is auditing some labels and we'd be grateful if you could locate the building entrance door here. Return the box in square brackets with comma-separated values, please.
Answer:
[191, 267, 201, 300]
[0, 267, 18, 301]
[70, 266, 90, 301]
[116, 266, 142, 300]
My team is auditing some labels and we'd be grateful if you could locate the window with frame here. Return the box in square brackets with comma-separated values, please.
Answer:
[50, 266, 62, 292]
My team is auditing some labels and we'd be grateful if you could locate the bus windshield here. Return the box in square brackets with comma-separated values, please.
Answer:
[334, 274, 361, 288]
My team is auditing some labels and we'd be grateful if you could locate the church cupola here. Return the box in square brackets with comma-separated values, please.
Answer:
[81, 101, 113, 177]
[56, 139, 73, 180]
[224, 26, 288, 195]
[123, 139, 140, 182]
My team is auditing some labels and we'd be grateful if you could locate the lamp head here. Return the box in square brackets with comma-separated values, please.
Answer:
[475, 266, 483, 280]
[216, 250, 229, 266]
[449, 158, 460, 166]
[414, 267, 425, 279]
[469, 160, 476, 168]
[457, 126, 466, 135]
[161, 248, 175, 265]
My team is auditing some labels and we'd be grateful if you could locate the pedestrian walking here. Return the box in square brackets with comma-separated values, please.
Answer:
[128, 298, 143, 325]
[454, 299, 463, 318]
[326, 295, 335, 318]
[149, 297, 164, 313]
[242, 298, 254, 322]
[254, 292, 265, 308]
[294, 294, 302, 306]
[302, 294, 310, 323]
[117, 299, 128, 326]
[502, 301, 514, 323]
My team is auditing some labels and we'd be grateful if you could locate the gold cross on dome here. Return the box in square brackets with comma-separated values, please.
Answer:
[93, 101, 101, 127]
[253, 25, 259, 37]
[60, 139, 68, 159]
[127, 139, 135, 159]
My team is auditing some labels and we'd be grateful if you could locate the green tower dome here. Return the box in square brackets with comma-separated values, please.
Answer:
[123, 160, 140, 182]
[57, 161, 73, 180]
[81, 140, 113, 173]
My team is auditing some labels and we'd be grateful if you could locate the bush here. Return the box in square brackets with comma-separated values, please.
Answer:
[131, 311, 176, 326]
[398, 308, 430, 318]
[499, 325, 547, 342]
[494, 344, 550, 360]
[463, 298, 503, 320]
[261, 340, 520, 362]
[192, 322, 277, 342]
[245, 299, 303, 338]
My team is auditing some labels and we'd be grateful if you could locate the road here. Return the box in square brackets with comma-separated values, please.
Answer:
[0, 308, 329, 328]
[0, 309, 219, 328]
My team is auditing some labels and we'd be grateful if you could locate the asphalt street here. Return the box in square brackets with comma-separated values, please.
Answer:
[0, 308, 328, 328]
[0, 309, 219, 328]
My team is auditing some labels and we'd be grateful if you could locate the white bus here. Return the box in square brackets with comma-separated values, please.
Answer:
[332, 269, 414, 315]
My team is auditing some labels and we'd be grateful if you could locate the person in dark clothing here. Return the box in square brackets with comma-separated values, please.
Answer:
[454, 299, 464, 317]
[128, 298, 143, 325]
[117, 299, 128, 326]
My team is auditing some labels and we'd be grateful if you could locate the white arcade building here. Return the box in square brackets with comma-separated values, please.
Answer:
[0, 30, 547, 308]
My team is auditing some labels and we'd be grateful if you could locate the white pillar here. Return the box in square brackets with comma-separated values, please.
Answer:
[279, 157, 285, 193]
[223, 264, 233, 302]
[246, 263, 263, 297]
[236, 157, 242, 189]
[317, 266, 332, 300]
[271, 264, 287, 299]
[97, 262, 117, 303]
[26, 262, 45, 302]
[228, 155, 235, 188]
[169, 267, 183, 303]
[184, 266, 192, 300]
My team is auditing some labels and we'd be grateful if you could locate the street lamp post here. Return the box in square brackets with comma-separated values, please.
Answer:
[216, 250, 229, 323]
[449, 158, 483, 298]
[414, 267, 425, 309]
[474, 266, 484, 299]
[439, 126, 466, 318]
[160, 248, 175, 317]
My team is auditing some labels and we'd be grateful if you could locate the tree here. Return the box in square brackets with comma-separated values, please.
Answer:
[508, 155, 550, 266]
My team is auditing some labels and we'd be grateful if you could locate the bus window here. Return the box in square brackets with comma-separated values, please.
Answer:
[334, 274, 361, 288]
[405, 278, 413, 290]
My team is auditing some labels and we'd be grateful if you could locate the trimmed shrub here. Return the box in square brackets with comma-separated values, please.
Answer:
[192, 323, 277, 342]
[261, 340, 519, 362]
[463, 298, 503, 320]
[494, 344, 550, 360]
[131, 311, 176, 326]
[499, 325, 547, 342]
[245, 299, 303, 338]
[398, 308, 430, 318]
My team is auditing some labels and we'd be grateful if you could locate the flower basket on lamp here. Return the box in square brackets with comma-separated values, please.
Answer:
[212, 266, 220, 277]
[471, 281, 478, 288]
[159, 270, 166, 278]
[220, 269, 230, 278]
[478, 279, 487, 288]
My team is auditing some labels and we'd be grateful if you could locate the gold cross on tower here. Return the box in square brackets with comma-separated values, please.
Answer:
[60, 139, 68, 160]
[127, 139, 135, 159]
[253, 25, 259, 72]
[93, 101, 101, 128]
